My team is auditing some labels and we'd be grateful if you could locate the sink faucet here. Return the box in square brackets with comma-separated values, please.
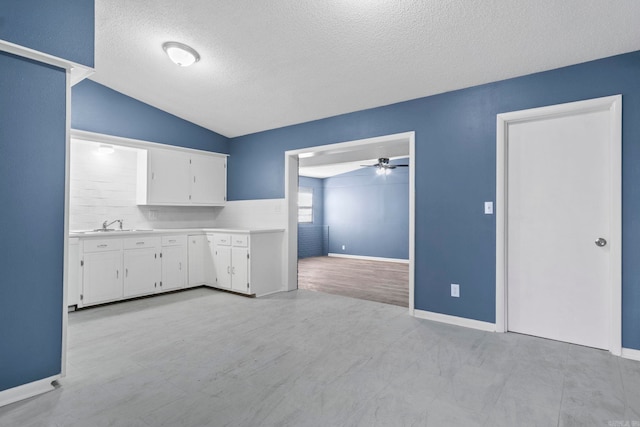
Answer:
[102, 219, 123, 230]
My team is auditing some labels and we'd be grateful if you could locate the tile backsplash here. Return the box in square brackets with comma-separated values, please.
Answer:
[69, 140, 219, 231]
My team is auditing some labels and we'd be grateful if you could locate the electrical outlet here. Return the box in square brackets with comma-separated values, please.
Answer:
[341, 245, 346, 251]
[484, 201, 493, 215]
[451, 284, 460, 297]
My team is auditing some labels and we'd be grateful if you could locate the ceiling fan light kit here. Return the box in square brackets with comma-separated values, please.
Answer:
[362, 158, 409, 174]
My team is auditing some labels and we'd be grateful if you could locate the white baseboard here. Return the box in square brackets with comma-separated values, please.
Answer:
[622, 347, 640, 362]
[327, 253, 409, 264]
[413, 309, 496, 332]
[0, 375, 59, 408]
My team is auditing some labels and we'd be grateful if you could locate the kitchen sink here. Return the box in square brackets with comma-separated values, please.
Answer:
[71, 229, 154, 234]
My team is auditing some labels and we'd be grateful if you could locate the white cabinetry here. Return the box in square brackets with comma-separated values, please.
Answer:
[142, 149, 190, 205]
[210, 231, 283, 296]
[80, 239, 123, 307]
[191, 155, 226, 205]
[137, 148, 226, 206]
[123, 237, 161, 298]
[161, 235, 187, 291]
[68, 238, 80, 307]
[188, 234, 207, 287]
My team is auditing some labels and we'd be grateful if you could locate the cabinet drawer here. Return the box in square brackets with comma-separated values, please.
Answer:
[162, 235, 187, 246]
[83, 238, 122, 253]
[231, 234, 249, 247]
[213, 234, 231, 246]
[123, 236, 160, 250]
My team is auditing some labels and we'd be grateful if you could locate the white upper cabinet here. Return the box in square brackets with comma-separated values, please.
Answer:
[191, 155, 226, 205]
[144, 149, 190, 205]
[137, 147, 226, 206]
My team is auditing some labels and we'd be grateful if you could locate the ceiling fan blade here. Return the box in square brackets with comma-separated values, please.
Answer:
[360, 164, 377, 167]
[395, 164, 409, 167]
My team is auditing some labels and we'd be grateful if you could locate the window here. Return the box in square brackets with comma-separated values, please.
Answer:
[298, 187, 313, 223]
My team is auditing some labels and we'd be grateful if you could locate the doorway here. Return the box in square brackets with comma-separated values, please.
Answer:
[284, 132, 416, 312]
[496, 96, 622, 354]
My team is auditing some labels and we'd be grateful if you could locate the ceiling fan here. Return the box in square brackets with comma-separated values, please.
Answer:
[361, 158, 409, 174]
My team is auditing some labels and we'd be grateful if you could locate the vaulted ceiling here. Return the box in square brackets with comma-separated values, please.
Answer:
[92, 1, 640, 138]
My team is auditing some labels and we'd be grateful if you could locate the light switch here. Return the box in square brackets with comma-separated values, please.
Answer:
[451, 284, 460, 297]
[484, 201, 493, 215]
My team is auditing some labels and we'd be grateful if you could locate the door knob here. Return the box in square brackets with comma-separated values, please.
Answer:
[595, 238, 607, 247]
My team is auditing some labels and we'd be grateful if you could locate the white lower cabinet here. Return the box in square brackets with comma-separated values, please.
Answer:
[81, 246, 123, 307]
[123, 237, 161, 298]
[76, 230, 283, 307]
[188, 234, 206, 287]
[79, 235, 183, 308]
[161, 235, 187, 291]
[209, 231, 283, 296]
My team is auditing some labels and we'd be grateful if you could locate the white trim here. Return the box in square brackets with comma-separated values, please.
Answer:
[61, 69, 72, 377]
[0, 376, 59, 408]
[414, 309, 496, 332]
[328, 253, 409, 264]
[70, 129, 228, 158]
[496, 95, 622, 356]
[0, 39, 93, 86]
[284, 131, 416, 312]
[621, 348, 640, 362]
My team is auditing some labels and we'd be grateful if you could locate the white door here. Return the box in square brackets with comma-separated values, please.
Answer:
[83, 251, 123, 305]
[190, 155, 226, 205]
[148, 149, 190, 204]
[231, 247, 249, 294]
[215, 245, 232, 289]
[123, 248, 159, 297]
[162, 245, 186, 291]
[187, 235, 206, 286]
[506, 107, 613, 349]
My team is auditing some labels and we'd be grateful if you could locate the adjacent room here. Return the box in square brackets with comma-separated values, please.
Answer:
[297, 152, 410, 307]
[2, 1, 640, 425]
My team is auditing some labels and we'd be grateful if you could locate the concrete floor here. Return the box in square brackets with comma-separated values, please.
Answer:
[0, 287, 639, 426]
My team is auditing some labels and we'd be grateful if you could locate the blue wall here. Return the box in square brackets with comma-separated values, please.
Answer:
[72, 80, 230, 153]
[323, 159, 409, 260]
[228, 51, 640, 350]
[298, 176, 326, 258]
[0, 53, 67, 391]
[0, 0, 95, 67]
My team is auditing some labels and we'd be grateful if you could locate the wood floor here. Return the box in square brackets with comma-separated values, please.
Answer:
[297, 256, 409, 307]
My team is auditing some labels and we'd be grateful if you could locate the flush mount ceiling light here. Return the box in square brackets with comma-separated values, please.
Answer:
[162, 41, 200, 67]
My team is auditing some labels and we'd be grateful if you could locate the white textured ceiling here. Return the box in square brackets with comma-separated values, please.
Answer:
[92, 1, 640, 138]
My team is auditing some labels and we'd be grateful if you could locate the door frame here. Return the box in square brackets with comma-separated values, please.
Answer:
[284, 131, 416, 313]
[495, 95, 622, 355]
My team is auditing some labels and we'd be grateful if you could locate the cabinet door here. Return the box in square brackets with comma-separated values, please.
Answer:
[148, 149, 190, 204]
[188, 235, 206, 286]
[231, 247, 250, 294]
[190, 155, 226, 205]
[82, 251, 123, 306]
[68, 241, 80, 306]
[215, 245, 232, 289]
[204, 237, 217, 286]
[162, 245, 186, 291]
[123, 248, 160, 297]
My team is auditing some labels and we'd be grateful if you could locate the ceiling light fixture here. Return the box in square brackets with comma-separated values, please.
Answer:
[97, 144, 115, 154]
[162, 41, 200, 67]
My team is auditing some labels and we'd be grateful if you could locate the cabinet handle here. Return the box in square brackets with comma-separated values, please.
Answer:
[98, 244, 107, 248]
[232, 266, 235, 275]
[125, 268, 128, 278]
[116, 269, 119, 279]
[193, 176, 196, 183]
[227, 266, 230, 274]
[136, 242, 144, 245]
[179, 262, 182, 271]
[169, 239, 176, 243]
